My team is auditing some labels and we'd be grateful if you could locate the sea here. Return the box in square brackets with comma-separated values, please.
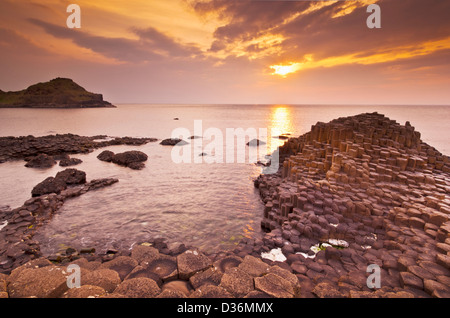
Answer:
[0, 104, 449, 255]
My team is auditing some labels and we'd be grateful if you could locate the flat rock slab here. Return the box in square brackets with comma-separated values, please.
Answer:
[63, 285, 107, 298]
[8, 265, 69, 298]
[254, 273, 295, 298]
[177, 249, 212, 280]
[100, 256, 138, 281]
[114, 277, 161, 298]
[219, 267, 254, 297]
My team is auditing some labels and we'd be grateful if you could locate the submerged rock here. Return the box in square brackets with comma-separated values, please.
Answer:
[246, 139, 266, 146]
[160, 138, 189, 146]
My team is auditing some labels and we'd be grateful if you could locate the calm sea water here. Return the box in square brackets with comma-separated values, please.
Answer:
[0, 104, 449, 255]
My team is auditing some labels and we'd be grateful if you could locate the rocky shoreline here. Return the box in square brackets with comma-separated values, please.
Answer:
[1, 112, 450, 298]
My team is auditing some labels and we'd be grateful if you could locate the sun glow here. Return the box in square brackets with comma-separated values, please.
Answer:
[270, 62, 302, 77]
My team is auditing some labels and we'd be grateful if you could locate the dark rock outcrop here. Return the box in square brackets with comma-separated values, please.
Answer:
[97, 150, 114, 162]
[97, 150, 148, 170]
[25, 154, 56, 168]
[160, 138, 189, 146]
[0, 78, 115, 108]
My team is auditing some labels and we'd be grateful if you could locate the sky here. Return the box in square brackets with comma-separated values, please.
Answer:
[0, 0, 449, 105]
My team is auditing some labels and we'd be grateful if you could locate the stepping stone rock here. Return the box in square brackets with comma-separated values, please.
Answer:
[190, 267, 223, 289]
[82, 269, 121, 293]
[237, 255, 270, 277]
[219, 267, 254, 297]
[213, 255, 242, 274]
[114, 277, 161, 298]
[63, 285, 107, 298]
[100, 256, 138, 281]
[177, 249, 211, 280]
[8, 265, 69, 298]
[254, 273, 296, 298]
[189, 285, 232, 298]
[131, 244, 160, 265]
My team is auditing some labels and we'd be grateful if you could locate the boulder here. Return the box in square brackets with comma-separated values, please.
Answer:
[55, 168, 86, 185]
[111, 151, 148, 169]
[24, 154, 56, 168]
[97, 150, 115, 162]
[112, 151, 147, 165]
[31, 176, 67, 197]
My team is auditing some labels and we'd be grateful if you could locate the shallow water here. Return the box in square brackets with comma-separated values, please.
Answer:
[0, 104, 448, 255]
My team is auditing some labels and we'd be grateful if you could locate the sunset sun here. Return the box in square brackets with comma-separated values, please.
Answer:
[270, 62, 302, 77]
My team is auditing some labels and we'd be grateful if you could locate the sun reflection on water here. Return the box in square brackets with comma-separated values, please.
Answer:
[268, 105, 294, 154]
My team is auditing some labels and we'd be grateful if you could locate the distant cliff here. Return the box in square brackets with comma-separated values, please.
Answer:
[0, 78, 115, 108]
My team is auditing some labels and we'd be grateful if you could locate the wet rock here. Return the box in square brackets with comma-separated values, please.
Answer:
[114, 277, 161, 298]
[247, 139, 266, 146]
[111, 151, 148, 169]
[160, 138, 188, 146]
[97, 150, 115, 162]
[55, 168, 86, 185]
[31, 177, 67, 197]
[177, 249, 211, 280]
[25, 154, 56, 168]
[59, 157, 82, 167]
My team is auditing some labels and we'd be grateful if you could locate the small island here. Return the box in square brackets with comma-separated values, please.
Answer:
[0, 77, 115, 108]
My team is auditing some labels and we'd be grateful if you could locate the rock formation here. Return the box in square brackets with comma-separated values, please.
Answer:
[0, 78, 115, 108]
[253, 112, 450, 297]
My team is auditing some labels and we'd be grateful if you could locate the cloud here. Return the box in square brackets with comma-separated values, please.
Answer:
[28, 18, 204, 63]
[188, 0, 450, 71]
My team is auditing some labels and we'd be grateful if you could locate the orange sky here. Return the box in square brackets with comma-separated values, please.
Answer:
[0, 0, 449, 105]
